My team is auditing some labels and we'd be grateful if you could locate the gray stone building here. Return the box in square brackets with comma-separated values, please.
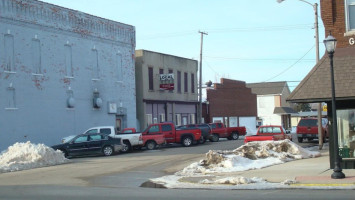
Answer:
[135, 50, 198, 131]
[0, 0, 136, 149]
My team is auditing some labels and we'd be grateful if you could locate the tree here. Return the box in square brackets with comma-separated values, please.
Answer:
[293, 103, 311, 112]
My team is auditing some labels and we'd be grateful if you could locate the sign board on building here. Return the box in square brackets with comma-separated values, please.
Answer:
[160, 73, 174, 90]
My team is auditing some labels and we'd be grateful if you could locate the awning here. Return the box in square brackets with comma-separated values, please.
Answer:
[273, 107, 298, 114]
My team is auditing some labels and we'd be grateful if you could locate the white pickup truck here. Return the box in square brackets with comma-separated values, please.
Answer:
[61, 126, 143, 153]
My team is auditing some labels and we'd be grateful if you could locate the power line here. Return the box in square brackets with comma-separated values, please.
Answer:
[263, 45, 315, 82]
[203, 56, 315, 62]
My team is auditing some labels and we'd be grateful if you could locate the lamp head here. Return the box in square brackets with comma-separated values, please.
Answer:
[324, 34, 337, 53]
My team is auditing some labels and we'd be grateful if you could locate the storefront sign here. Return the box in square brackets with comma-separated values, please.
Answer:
[160, 73, 174, 90]
[349, 37, 355, 45]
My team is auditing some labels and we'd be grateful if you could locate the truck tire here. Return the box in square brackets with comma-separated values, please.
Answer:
[182, 136, 193, 147]
[209, 134, 219, 142]
[102, 146, 113, 156]
[231, 132, 239, 140]
[146, 140, 157, 150]
[120, 140, 131, 153]
[298, 137, 303, 143]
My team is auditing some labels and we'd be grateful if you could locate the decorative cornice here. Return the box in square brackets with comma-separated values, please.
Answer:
[0, 0, 135, 45]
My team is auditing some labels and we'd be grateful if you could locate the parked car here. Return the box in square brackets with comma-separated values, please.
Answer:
[177, 124, 212, 144]
[144, 122, 201, 147]
[52, 133, 123, 158]
[296, 117, 328, 143]
[244, 125, 292, 143]
[209, 122, 247, 142]
[61, 126, 143, 153]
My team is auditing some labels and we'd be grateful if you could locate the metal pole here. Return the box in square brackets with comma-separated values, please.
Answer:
[198, 31, 207, 124]
[313, 3, 324, 149]
[328, 51, 345, 179]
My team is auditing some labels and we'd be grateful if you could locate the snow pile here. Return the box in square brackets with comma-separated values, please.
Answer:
[0, 141, 70, 173]
[178, 140, 320, 175]
[150, 140, 322, 189]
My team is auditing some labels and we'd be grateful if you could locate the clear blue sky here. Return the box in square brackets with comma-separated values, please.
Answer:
[41, 0, 325, 91]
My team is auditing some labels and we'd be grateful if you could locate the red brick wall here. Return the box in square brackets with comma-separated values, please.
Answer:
[321, 0, 355, 48]
[204, 78, 257, 123]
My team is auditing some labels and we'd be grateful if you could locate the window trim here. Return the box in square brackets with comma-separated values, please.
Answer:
[345, 0, 355, 34]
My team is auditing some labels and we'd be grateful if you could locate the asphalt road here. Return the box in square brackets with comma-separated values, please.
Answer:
[0, 138, 354, 200]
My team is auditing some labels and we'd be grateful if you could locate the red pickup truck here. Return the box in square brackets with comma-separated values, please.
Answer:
[244, 125, 292, 143]
[143, 122, 201, 147]
[209, 122, 246, 142]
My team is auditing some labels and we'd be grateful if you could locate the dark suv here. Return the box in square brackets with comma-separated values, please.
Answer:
[296, 117, 328, 143]
[177, 124, 212, 144]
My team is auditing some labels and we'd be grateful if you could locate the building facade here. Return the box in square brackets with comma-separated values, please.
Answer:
[247, 82, 296, 130]
[135, 50, 198, 131]
[0, 0, 136, 149]
[288, 0, 355, 168]
[204, 78, 257, 134]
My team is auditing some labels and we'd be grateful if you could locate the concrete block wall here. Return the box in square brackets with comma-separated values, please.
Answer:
[0, 0, 136, 149]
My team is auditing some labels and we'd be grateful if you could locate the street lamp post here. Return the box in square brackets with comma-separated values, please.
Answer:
[323, 34, 345, 179]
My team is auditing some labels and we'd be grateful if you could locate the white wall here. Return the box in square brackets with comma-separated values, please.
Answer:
[257, 95, 282, 126]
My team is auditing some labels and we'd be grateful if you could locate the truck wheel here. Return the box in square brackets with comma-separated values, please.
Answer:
[102, 146, 113, 156]
[120, 141, 131, 153]
[182, 136, 193, 147]
[209, 134, 219, 142]
[146, 141, 157, 150]
[298, 138, 303, 143]
[231, 132, 239, 140]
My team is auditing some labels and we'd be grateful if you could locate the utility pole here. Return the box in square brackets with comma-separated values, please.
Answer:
[313, 3, 324, 150]
[198, 31, 208, 124]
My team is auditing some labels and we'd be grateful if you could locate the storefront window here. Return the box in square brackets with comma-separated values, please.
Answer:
[337, 109, 355, 159]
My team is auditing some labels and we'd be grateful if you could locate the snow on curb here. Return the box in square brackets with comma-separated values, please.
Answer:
[0, 141, 70, 173]
[149, 140, 326, 189]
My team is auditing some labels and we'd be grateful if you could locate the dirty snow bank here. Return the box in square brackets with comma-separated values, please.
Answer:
[0, 141, 70, 173]
[150, 140, 321, 188]
[178, 139, 320, 176]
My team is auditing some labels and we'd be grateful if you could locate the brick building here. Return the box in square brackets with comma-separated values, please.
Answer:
[204, 78, 257, 134]
[135, 50, 198, 131]
[288, 0, 355, 168]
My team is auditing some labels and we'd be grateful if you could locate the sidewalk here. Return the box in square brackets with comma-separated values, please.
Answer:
[146, 144, 355, 189]
[180, 145, 355, 188]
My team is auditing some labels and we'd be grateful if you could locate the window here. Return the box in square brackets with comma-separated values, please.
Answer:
[169, 69, 173, 92]
[346, 0, 355, 32]
[148, 67, 154, 90]
[92, 48, 99, 79]
[159, 113, 165, 122]
[190, 114, 195, 124]
[31, 37, 41, 74]
[4, 33, 14, 72]
[191, 74, 195, 93]
[117, 53, 122, 81]
[74, 136, 88, 143]
[85, 129, 98, 134]
[184, 72, 188, 93]
[100, 128, 111, 135]
[336, 109, 355, 158]
[159, 68, 164, 75]
[65, 44, 73, 77]
[146, 114, 153, 126]
[148, 125, 160, 133]
[175, 114, 181, 126]
[162, 124, 172, 131]
[89, 134, 102, 141]
[177, 71, 181, 93]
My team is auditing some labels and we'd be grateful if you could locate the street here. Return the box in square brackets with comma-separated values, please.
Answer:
[0, 138, 354, 200]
